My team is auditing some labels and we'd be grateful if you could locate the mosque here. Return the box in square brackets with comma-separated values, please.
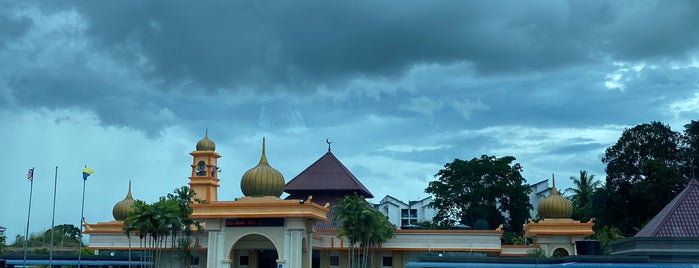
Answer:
[84, 134, 595, 268]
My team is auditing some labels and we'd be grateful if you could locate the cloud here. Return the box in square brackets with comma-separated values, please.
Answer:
[449, 99, 490, 119]
[402, 96, 443, 116]
[13, 0, 695, 95]
[380, 144, 448, 153]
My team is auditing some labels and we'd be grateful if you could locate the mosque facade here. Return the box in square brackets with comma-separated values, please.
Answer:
[84, 134, 593, 268]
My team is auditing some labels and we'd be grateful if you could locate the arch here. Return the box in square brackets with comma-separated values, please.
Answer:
[229, 233, 280, 268]
[552, 247, 569, 257]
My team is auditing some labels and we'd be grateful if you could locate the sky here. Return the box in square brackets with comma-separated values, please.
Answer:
[2, 0, 699, 243]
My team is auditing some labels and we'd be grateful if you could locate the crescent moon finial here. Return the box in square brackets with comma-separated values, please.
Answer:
[326, 138, 332, 152]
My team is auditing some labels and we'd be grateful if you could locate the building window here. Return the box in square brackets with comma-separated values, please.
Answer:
[191, 255, 200, 265]
[382, 256, 392, 267]
[240, 256, 249, 265]
[329, 256, 340, 266]
[401, 208, 417, 226]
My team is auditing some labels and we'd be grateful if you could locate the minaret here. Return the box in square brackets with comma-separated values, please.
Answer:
[189, 130, 221, 202]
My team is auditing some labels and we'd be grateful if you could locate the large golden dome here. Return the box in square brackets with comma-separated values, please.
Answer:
[240, 138, 285, 197]
[537, 176, 572, 219]
[113, 181, 135, 221]
[196, 131, 216, 151]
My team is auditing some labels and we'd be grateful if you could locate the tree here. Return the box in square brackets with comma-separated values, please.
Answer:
[425, 155, 532, 234]
[682, 120, 699, 178]
[0, 234, 6, 255]
[166, 186, 204, 268]
[43, 224, 81, 247]
[600, 121, 686, 235]
[124, 186, 202, 268]
[566, 170, 601, 222]
[586, 225, 623, 255]
[333, 193, 395, 268]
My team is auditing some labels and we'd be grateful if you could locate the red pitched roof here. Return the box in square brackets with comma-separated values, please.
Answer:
[284, 151, 373, 198]
[635, 179, 699, 237]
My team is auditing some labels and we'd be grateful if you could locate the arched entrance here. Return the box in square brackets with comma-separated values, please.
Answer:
[230, 234, 279, 268]
[552, 247, 569, 257]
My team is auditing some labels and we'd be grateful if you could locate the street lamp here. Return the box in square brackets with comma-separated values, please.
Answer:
[127, 224, 133, 268]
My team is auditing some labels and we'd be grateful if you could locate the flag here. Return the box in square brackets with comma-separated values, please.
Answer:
[82, 166, 94, 180]
[27, 167, 34, 181]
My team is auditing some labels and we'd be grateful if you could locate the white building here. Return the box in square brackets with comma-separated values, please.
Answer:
[528, 179, 552, 219]
[376, 179, 552, 227]
[374, 196, 436, 227]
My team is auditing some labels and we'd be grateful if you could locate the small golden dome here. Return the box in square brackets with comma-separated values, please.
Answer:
[537, 175, 573, 219]
[240, 137, 285, 197]
[113, 181, 135, 221]
[196, 130, 216, 151]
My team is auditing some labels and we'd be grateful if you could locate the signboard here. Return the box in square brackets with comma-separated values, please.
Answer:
[225, 218, 285, 227]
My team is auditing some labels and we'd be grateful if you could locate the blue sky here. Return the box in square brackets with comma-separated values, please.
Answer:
[2, 0, 699, 242]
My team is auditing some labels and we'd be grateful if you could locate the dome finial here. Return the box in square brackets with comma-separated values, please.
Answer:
[260, 137, 268, 164]
[326, 138, 332, 152]
[551, 173, 559, 194]
[127, 179, 132, 199]
[205, 128, 208, 137]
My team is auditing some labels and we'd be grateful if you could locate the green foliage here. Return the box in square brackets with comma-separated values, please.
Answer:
[124, 186, 202, 268]
[526, 248, 546, 258]
[425, 155, 532, 233]
[600, 121, 687, 235]
[33, 247, 49, 255]
[566, 170, 601, 222]
[413, 220, 438, 229]
[502, 232, 525, 245]
[12, 234, 25, 247]
[0, 235, 6, 254]
[78, 245, 95, 256]
[587, 226, 623, 255]
[333, 193, 395, 268]
[682, 120, 699, 178]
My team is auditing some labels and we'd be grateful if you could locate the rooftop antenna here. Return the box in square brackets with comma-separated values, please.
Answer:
[326, 138, 332, 152]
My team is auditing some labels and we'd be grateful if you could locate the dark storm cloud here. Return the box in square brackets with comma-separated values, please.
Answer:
[0, 2, 33, 48]
[38, 0, 699, 92]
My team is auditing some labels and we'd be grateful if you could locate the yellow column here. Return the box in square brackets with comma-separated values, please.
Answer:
[250, 250, 259, 268]
[392, 252, 403, 268]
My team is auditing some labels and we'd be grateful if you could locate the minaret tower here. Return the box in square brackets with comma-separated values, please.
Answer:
[189, 130, 221, 202]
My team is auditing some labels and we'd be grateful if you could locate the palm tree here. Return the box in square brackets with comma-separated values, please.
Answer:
[124, 198, 179, 268]
[566, 170, 602, 222]
[333, 193, 395, 268]
[166, 186, 203, 268]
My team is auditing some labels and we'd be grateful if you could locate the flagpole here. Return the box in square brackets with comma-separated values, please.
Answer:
[78, 175, 86, 268]
[23, 167, 35, 268]
[50, 166, 58, 267]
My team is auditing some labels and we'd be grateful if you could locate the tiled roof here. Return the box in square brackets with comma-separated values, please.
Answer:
[635, 179, 699, 237]
[284, 151, 373, 198]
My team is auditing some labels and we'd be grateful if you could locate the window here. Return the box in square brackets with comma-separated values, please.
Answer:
[329, 256, 340, 266]
[191, 255, 200, 265]
[240, 256, 249, 265]
[382, 256, 392, 267]
[401, 208, 418, 226]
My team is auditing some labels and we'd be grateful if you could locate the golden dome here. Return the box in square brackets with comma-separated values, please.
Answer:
[240, 137, 285, 197]
[537, 175, 573, 219]
[113, 181, 135, 221]
[196, 130, 216, 151]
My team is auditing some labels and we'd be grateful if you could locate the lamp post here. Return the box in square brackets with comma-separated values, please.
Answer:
[127, 224, 133, 268]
